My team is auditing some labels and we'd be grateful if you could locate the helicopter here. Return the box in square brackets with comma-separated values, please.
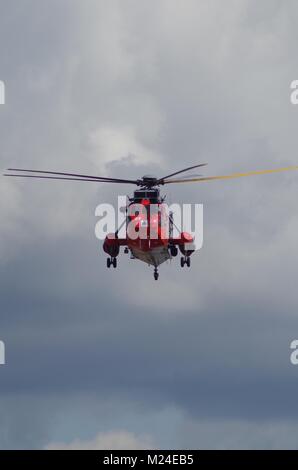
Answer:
[4, 163, 298, 280]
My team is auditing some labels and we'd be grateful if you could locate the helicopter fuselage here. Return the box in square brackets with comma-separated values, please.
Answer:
[103, 186, 195, 279]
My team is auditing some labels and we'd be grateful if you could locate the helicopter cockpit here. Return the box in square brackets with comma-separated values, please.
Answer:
[132, 188, 161, 204]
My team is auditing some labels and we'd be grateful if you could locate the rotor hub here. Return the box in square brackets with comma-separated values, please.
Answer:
[138, 175, 159, 187]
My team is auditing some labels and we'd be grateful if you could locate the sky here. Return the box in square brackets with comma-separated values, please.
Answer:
[1, 0, 298, 449]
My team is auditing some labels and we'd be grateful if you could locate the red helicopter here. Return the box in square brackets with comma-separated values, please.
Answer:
[4, 163, 298, 280]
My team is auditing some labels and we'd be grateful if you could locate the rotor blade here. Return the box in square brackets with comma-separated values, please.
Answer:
[158, 163, 208, 183]
[3, 174, 136, 184]
[6, 168, 138, 184]
[165, 173, 203, 181]
[163, 166, 298, 184]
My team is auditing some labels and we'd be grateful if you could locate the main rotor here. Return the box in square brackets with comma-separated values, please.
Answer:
[137, 175, 159, 188]
[4, 162, 298, 187]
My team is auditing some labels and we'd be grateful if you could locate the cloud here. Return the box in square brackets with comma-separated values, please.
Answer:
[45, 430, 155, 450]
[88, 125, 163, 170]
[1, 0, 298, 450]
[177, 417, 298, 450]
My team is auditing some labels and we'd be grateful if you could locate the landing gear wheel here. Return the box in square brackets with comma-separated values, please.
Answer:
[124, 247, 129, 254]
[107, 258, 111, 268]
[112, 257, 117, 268]
[180, 257, 185, 268]
[170, 246, 178, 257]
[154, 268, 159, 280]
[186, 256, 191, 267]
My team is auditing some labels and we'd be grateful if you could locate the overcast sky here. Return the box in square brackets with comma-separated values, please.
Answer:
[1, 0, 298, 449]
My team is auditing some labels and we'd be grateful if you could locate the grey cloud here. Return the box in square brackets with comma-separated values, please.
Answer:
[1, 0, 298, 449]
